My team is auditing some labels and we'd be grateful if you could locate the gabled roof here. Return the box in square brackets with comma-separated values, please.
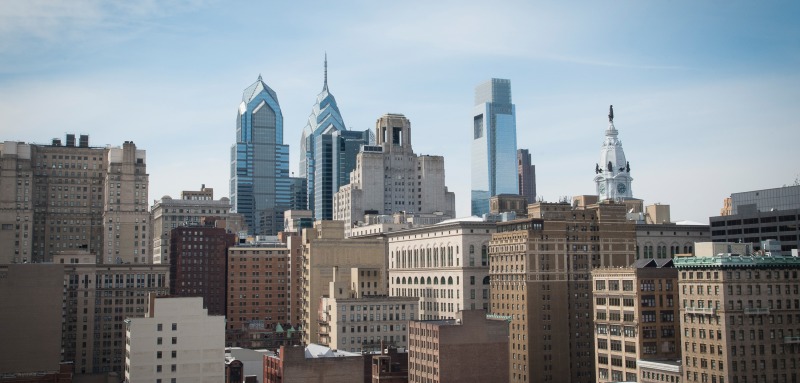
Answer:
[631, 258, 675, 268]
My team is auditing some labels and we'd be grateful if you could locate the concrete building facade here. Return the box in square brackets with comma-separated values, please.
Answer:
[387, 219, 495, 320]
[333, 113, 455, 227]
[124, 296, 224, 383]
[0, 136, 149, 264]
[408, 310, 509, 383]
[489, 202, 637, 383]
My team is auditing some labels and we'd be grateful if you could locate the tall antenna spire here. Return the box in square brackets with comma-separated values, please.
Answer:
[323, 52, 328, 91]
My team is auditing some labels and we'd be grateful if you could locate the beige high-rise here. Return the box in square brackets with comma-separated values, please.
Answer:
[0, 135, 149, 264]
[489, 201, 636, 383]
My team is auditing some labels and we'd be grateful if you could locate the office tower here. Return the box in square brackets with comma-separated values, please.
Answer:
[168, 225, 236, 316]
[318, 267, 418, 352]
[592, 259, 680, 383]
[471, 78, 518, 216]
[288, 176, 308, 214]
[595, 105, 634, 201]
[230, 75, 291, 236]
[333, 113, 455, 227]
[675, 244, 800, 383]
[300, 221, 387, 345]
[387, 219, 496, 320]
[489, 202, 636, 383]
[408, 310, 509, 383]
[300, 56, 373, 221]
[124, 296, 224, 383]
[0, 136, 149, 264]
[151, 185, 242, 264]
[710, 185, 800, 253]
[517, 148, 536, 204]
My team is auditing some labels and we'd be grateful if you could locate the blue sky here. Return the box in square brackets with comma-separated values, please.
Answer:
[1, 0, 798, 223]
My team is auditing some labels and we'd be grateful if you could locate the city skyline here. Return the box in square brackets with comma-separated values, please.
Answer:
[1, 1, 799, 224]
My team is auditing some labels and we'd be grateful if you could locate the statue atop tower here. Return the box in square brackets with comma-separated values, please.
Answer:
[594, 105, 633, 201]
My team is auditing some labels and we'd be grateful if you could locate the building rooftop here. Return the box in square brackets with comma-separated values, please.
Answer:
[674, 255, 800, 269]
[303, 343, 360, 358]
[630, 258, 675, 269]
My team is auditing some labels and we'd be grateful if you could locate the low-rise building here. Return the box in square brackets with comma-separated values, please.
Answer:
[408, 310, 509, 383]
[263, 344, 363, 383]
[124, 296, 224, 383]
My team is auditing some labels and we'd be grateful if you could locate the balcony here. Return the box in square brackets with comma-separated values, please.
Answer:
[744, 307, 770, 315]
[685, 307, 715, 315]
[784, 336, 800, 344]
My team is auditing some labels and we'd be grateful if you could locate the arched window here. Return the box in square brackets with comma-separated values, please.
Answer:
[433, 277, 439, 285]
[402, 277, 407, 284]
[448, 276, 454, 285]
[414, 277, 419, 284]
[481, 245, 488, 266]
[426, 277, 431, 285]
[483, 276, 490, 285]
[469, 245, 475, 266]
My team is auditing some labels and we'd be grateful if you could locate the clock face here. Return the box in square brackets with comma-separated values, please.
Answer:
[617, 183, 627, 194]
[599, 183, 606, 194]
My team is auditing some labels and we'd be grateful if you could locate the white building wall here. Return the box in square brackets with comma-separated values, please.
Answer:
[125, 297, 224, 383]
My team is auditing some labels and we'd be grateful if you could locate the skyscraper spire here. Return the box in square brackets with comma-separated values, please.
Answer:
[323, 52, 328, 91]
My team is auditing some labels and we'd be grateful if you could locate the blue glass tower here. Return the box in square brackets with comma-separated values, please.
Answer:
[231, 75, 291, 235]
[300, 56, 373, 220]
[471, 78, 518, 216]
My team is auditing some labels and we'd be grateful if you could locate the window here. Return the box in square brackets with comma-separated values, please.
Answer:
[157, 324, 163, 331]
[156, 351, 162, 359]
[171, 323, 177, 331]
[171, 351, 176, 358]
[171, 364, 176, 372]
[157, 337, 162, 345]
[171, 337, 177, 344]
[156, 365, 162, 372]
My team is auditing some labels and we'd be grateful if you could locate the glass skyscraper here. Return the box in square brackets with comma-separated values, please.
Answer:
[300, 57, 373, 220]
[230, 75, 291, 235]
[471, 78, 518, 216]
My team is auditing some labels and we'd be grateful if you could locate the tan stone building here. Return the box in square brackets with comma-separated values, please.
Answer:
[0, 135, 149, 264]
[332, 113, 455, 227]
[300, 220, 387, 345]
[387, 218, 495, 320]
[264, 344, 363, 383]
[592, 258, 680, 382]
[319, 266, 418, 352]
[675, 243, 800, 383]
[489, 201, 636, 383]
[151, 185, 242, 264]
[408, 309, 509, 383]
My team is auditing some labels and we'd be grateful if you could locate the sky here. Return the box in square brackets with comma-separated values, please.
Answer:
[1, 0, 798, 224]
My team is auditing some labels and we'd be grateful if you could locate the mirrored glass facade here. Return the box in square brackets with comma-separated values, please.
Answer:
[300, 59, 373, 220]
[231, 75, 291, 235]
[471, 78, 518, 216]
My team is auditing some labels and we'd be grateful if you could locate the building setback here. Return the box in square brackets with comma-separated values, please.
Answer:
[0, 136, 149, 264]
[471, 78, 518, 216]
[675, 245, 800, 383]
[230, 76, 292, 236]
[489, 202, 636, 383]
[333, 113, 455, 228]
[169, 225, 237, 316]
[408, 309, 509, 383]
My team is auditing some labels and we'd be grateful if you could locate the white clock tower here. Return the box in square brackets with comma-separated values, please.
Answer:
[594, 105, 633, 201]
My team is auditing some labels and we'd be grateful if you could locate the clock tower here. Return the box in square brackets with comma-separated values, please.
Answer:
[594, 105, 633, 201]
